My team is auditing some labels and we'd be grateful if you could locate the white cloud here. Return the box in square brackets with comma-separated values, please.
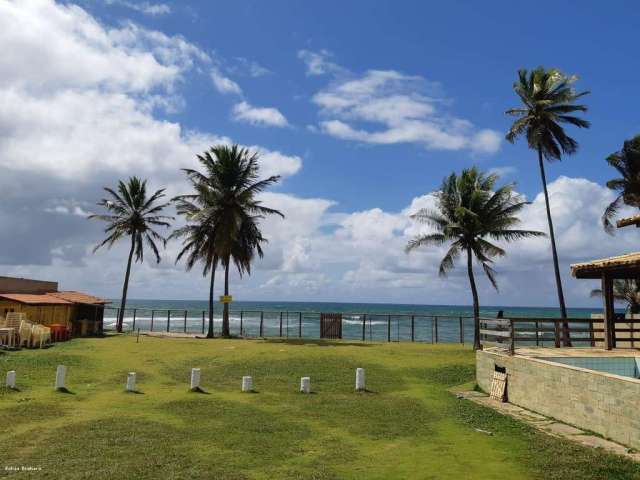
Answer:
[0, 0, 300, 183]
[300, 52, 501, 154]
[0, 0, 199, 93]
[210, 68, 242, 95]
[232, 101, 289, 128]
[232, 57, 271, 77]
[105, 0, 171, 16]
[298, 49, 344, 76]
[488, 166, 517, 178]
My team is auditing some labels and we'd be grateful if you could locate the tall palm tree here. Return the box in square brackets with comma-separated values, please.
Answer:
[406, 167, 544, 350]
[89, 177, 171, 333]
[505, 67, 589, 343]
[171, 182, 220, 338]
[591, 279, 640, 314]
[602, 135, 640, 233]
[178, 145, 283, 337]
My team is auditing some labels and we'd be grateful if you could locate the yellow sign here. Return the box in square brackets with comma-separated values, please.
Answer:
[219, 295, 233, 304]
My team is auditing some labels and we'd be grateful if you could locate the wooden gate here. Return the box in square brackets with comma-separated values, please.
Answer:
[320, 313, 342, 339]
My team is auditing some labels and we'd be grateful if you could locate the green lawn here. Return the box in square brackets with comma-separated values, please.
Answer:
[1, 336, 639, 479]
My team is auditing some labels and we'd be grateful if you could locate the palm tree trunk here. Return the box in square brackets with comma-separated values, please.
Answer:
[117, 235, 136, 333]
[207, 266, 215, 338]
[222, 258, 230, 337]
[467, 248, 481, 350]
[537, 148, 571, 346]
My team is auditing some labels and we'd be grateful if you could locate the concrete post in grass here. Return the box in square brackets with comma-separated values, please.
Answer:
[6, 370, 16, 389]
[355, 368, 365, 391]
[55, 365, 66, 390]
[126, 372, 137, 392]
[300, 377, 311, 394]
[241, 376, 253, 392]
[190, 368, 201, 391]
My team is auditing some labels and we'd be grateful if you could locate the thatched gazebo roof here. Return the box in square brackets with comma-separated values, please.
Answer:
[616, 214, 640, 228]
[571, 252, 640, 279]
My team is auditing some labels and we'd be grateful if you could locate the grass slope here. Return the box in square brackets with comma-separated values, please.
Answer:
[1, 336, 639, 479]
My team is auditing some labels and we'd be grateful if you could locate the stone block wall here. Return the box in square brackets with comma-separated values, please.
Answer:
[476, 350, 640, 449]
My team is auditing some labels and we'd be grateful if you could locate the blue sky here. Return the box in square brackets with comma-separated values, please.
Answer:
[1, 0, 639, 307]
[90, 0, 640, 210]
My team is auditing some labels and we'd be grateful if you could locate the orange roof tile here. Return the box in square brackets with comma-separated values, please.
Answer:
[0, 293, 73, 305]
[48, 291, 110, 305]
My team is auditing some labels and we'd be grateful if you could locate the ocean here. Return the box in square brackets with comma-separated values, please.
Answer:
[103, 299, 601, 344]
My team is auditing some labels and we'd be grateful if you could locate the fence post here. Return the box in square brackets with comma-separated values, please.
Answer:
[387, 315, 391, 342]
[240, 311, 243, 336]
[431, 318, 435, 344]
[132, 309, 137, 331]
[298, 312, 302, 338]
[411, 315, 415, 342]
[150, 310, 155, 331]
[279, 312, 283, 337]
[434, 316, 439, 343]
[554, 319, 560, 348]
[509, 319, 515, 354]
[183, 310, 188, 333]
[459, 316, 463, 344]
[167, 310, 171, 333]
[589, 318, 595, 347]
[202, 311, 205, 335]
[259, 312, 264, 337]
[362, 314, 366, 341]
[535, 321, 540, 346]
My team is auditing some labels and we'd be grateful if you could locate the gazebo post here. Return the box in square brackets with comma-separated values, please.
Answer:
[602, 273, 615, 350]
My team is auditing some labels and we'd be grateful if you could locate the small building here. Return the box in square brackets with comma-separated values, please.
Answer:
[0, 276, 110, 336]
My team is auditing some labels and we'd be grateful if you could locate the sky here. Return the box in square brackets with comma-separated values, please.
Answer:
[1, 0, 639, 308]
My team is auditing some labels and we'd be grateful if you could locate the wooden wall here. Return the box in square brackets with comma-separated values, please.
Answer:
[0, 301, 74, 327]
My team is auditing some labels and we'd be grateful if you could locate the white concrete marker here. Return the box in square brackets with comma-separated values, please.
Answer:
[6, 370, 16, 389]
[355, 368, 365, 391]
[190, 368, 201, 391]
[126, 372, 137, 392]
[55, 365, 66, 390]
[300, 377, 311, 394]
[242, 376, 253, 392]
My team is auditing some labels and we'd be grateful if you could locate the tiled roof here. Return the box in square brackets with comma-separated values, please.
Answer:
[0, 293, 73, 305]
[0, 291, 110, 305]
[48, 291, 110, 305]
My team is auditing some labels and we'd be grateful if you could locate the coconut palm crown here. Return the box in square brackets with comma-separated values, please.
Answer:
[89, 177, 172, 333]
[602, 135, 640, 233]
[406, 167, 544, 350]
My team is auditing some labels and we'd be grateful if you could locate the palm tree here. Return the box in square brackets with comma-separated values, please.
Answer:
[602, 135, 640, 233]
[171, 183, 220, 338]
[591, 279, 640, 314]
[178, 145, 283, 337]
[505, 67, 589, 344]
[406, 167, 544, 350]
[89, 177, 171, 333]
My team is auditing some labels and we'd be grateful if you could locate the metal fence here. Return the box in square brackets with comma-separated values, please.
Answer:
[103, 307, 477, 343]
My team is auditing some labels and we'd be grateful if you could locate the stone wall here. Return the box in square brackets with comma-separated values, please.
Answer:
[477, 350, 640, 449]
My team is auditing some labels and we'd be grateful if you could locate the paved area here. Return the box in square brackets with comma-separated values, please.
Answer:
[455, 390, 640, 461]
[514, 347, 640, 358]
